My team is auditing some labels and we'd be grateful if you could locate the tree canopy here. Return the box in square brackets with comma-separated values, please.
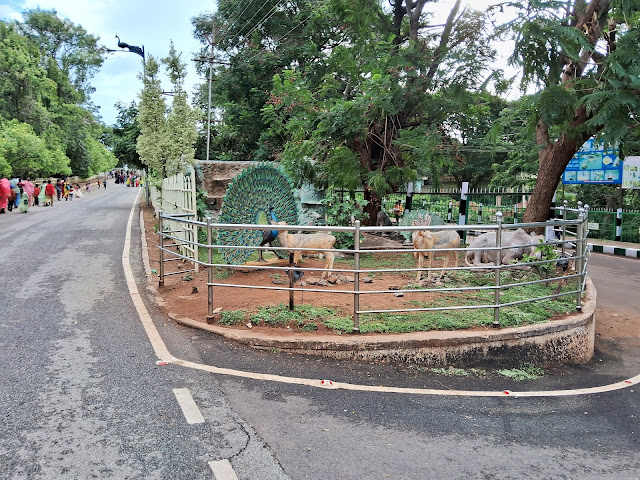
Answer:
[195, 0, 508, 223]
[503, 0, 640, 221]
[136, 45, 198, 180]
[0, 11, 116, 179]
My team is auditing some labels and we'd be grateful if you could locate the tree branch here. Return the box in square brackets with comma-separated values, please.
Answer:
[425, 0, 462, 85]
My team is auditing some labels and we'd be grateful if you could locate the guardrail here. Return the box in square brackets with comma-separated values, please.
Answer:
[156, 206, 590, 333]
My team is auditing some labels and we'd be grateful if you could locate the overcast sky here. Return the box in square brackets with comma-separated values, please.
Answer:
[0, 0, 516, 127]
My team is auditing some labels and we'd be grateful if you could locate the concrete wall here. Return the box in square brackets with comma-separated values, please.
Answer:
[195, 160, 255, 210]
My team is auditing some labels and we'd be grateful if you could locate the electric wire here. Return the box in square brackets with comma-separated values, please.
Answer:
[214, 0, 257, 47]
[243, 11, 314, 64]
[242, 0, 287, 40]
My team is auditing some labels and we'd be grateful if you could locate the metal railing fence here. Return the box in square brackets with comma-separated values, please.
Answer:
[156, 206, 590, 333]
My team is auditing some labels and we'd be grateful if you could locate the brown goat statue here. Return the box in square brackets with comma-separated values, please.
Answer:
[273, 221, 336, 279]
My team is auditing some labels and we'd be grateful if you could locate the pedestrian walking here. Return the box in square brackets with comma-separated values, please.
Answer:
[32, 184, 40, 206]
[0, 177, 10, 214]
[17, 185, 28, 213]
[7, 185, 15, 212]
[44, 180, 55, 206]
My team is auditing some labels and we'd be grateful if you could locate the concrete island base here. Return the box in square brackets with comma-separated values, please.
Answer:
[156, 278, 596, 368]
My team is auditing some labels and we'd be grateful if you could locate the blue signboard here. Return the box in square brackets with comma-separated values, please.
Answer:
[562, 138, 622, 184]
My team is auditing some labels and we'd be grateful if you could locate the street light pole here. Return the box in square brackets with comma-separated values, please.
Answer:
[107, 36, 150, 205]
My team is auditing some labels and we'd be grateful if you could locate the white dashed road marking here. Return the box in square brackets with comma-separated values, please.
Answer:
[172, 388, 205, 424]
[209, 460, 239, 480]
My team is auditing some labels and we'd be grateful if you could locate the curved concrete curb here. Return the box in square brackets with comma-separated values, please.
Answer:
[139, 197, 595, 368]
[155, 280, 596, 368]
[589, 243, 640, 259]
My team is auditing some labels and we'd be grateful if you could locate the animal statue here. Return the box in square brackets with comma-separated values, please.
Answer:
[217, 164, 299, 265]
[258, 206, 279, 262]
[377, 210, 393, 226]
[412, 216, 461, 281]
[465, 228, 543, 266]
[273, 221, 336, 279]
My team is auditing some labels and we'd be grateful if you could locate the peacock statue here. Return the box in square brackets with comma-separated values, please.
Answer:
[218, 164, 299, 264]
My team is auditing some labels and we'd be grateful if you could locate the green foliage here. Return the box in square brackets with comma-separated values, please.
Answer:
[18, 9, 104, 101]
[219, 310, 246, 325]
[522, 239, 559, 278]
[0, 119, 71, 177]
[109, 101, 142, 169]
[246, 304, 339, 331]
[194, 1, 503, 224]
[0, 14, 113, 178]
[162, 43, 198, 172]
[137, 46, 197, 180]
[497, 363, 544, 381]
[137, 55, 168, 176]
[505, 0, 640, 220]
[488, 96, 540, 189]
[322, 189, 368, 249]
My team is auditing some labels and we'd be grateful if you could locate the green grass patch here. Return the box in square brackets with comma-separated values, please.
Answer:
[219, 310, 246, 325]
[335, 252, 416, 271]
[497, 363, 544, 381]
[430, 366, 470, 376]
[222, 303, 348, 332]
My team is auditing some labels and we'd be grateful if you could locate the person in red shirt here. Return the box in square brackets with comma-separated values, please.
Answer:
[32, 185, 41, 206]
[44, 180, 55, 206]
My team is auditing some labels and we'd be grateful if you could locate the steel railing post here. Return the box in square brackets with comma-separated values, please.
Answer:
[353, 220, 361, 333]
[576, 207, 586, 311]
[561, 200, 567, 258]
[493, 211, 503, 327]
[206, 216, 214, 322]
[289, 252, 295, 311]
[158, 210, 165, 287]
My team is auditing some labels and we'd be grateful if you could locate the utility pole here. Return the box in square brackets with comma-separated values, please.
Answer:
[192, 20, 224, 161]
[206, 22, 216, 162]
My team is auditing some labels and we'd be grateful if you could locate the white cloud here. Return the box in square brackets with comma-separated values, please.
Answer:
[16, 0, 212, 125]
[0, 4, 23, 21]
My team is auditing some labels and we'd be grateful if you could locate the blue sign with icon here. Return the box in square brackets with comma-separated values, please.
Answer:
[562, 138, 622, 184]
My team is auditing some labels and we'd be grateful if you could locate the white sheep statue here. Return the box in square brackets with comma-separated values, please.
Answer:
[412, 217, 461, 281]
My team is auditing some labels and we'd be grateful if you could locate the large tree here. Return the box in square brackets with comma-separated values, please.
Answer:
[261, 0, 500, 223]
[137, 45, 197, 180]
[0, 16, 115, 178]
[507, 0, 640, 222]
[17, 9, 104, 104]
[191, 1, 335, 162]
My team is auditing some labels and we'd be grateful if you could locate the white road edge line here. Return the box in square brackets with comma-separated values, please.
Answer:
[209, 459, 239, 480]
[125, 192, 640, 397]
[173, 388, 205, 424]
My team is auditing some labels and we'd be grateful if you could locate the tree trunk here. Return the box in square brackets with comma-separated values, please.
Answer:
[523, 105, 593, 224]
[363, 187, 382, 227]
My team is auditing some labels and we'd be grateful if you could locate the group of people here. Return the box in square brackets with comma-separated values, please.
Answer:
[113, 170, 142, 187]
[0, 177, 107, 214]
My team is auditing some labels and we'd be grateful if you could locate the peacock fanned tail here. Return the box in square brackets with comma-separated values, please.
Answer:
[218, 164, 299, 264]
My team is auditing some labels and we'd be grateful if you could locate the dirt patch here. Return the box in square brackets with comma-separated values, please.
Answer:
[142, 204, 462, 333]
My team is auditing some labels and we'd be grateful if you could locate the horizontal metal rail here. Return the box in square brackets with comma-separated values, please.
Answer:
[156, 208, 591, 331]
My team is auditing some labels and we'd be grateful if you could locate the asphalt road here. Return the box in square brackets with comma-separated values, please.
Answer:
[0, 186, 288, 480]
[1, 186, 638, 480]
